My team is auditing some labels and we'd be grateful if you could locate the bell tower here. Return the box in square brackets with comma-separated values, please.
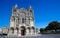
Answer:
[12, 4, 18, 16]
[10, 4, 18, 28]
[28, 6, 34, 27]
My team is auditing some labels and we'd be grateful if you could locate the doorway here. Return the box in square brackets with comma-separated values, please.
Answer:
[21, 26, 26, 36]
[21, 30, 25, 36]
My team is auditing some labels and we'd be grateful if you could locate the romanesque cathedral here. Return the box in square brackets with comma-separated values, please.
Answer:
[7, 4, 37, 36]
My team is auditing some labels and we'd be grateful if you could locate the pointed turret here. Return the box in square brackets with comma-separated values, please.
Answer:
[15, 4, 18, 8]
[28, 5, 34, 27]
[12, 4, 18, 16]
[12, 4, 18, 12]
[28, 5, 33, 12]
[29, 5, 32, 9]
[28, 5, 34, 17]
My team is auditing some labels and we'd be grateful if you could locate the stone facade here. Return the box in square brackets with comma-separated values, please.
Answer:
[8, 4, 36, 36]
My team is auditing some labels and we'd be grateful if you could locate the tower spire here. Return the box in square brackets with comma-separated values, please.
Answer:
[15, 4, 18, 8]
[29, 5, 32, 9]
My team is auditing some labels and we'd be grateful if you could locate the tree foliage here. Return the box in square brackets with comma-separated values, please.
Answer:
[45, 21, 60, 31]
[40, 21, 60, 33]
[40, 28, 45, 33]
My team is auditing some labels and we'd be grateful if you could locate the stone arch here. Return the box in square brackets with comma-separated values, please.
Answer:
[10, 27, 14, 33]
[26, 27, 31, 34]
[31, 26, 35, 29]
[27, 27, 30, 32]
[20, 26, 26, 30]
[20, 26, 26, 36]
[15, 27, 19, 34]
[16, 27, 19, 30]
[31, 26, 35, 34]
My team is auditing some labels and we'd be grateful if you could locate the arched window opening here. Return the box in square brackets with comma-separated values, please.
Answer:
[22, 18, 25, 23]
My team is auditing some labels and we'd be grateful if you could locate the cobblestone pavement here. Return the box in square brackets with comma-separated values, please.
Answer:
[0, 34, 60, 38]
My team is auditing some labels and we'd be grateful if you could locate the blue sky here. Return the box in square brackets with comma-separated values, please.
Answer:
[0, 0, 60, 29]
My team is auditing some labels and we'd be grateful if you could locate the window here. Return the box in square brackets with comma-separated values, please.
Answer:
[30, 10, 32, 12]
[13, 8, 16, 12]
[22, 18, 24, 23]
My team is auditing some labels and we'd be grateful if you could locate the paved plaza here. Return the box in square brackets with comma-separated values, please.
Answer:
[0, 34, 60, 38]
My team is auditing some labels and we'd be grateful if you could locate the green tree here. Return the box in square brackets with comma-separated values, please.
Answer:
[45, 21, 59, 31]
[40, 28, 45, 33]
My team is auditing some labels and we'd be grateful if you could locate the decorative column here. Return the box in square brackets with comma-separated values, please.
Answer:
[19, 27, 21, 36]
[26, 29, 29, 35]
[34, 28, 36, 35]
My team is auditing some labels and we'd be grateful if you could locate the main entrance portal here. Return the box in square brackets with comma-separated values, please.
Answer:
[21, 26, 26, 36]
[21, 30, 25, 36]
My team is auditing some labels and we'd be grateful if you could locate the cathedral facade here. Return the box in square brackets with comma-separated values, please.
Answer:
[8, 4, 36, 36]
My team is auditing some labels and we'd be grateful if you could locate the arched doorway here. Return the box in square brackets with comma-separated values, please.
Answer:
[20, 26, 26, 36]
[26, 27, 30, 34]
[31, 26, 35, 34]
[10, 27, 14, 34]
[16, 27, 19, 34]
